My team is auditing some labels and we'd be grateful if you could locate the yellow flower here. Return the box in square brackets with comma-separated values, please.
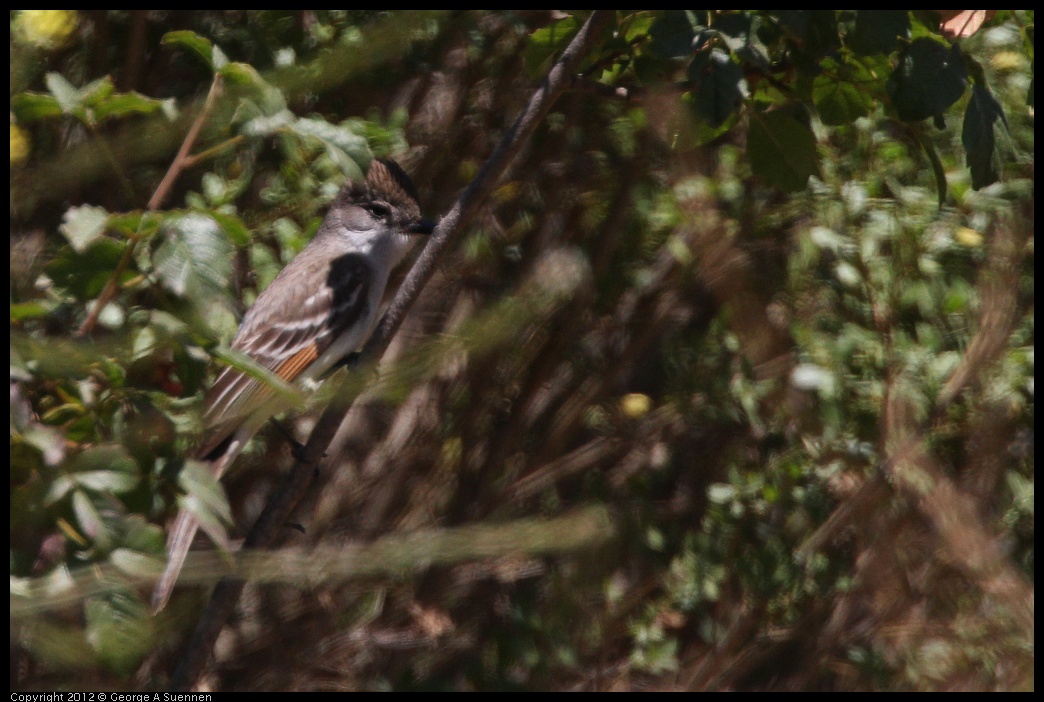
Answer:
[10, 124, 30, 166]
[15, 10, 78, 50]
[955, 226, 984, 248]
[619, 393, 652, 418]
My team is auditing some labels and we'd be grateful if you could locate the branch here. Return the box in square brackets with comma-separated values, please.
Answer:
[75, 74, 223, 337]
[168, 10, 615, 691]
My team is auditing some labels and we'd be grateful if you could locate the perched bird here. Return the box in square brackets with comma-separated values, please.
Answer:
[152, 159, 434, 612]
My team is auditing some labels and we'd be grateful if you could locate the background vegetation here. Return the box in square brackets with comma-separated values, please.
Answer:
[10, 10, 1033, 691]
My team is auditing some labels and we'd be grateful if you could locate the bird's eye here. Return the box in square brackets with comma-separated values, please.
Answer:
[368, 201, 391, 218]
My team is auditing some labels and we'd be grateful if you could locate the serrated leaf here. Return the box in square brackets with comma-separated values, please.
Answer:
[153, 213, 232, 302]
[888, 38, 967, 122]
[962, 82, 1008, 189]
[813, 69, 872, 125]
[60, 204, 109, 253]
[748, 109, 820, 192]
[686, 48, 748, 127]
[162, 30, 216, 70]
[810, 58, 876, 125]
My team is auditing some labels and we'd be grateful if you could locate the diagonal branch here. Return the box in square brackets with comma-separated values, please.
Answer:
[76, 74, 223, 338]
[168, 10, 615, 691]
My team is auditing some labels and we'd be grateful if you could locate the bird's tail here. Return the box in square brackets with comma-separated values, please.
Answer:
[151, 508, 200, 613]
[151, 428, 251, 613]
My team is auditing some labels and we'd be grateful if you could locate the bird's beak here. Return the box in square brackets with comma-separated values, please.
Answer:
[409, 218, 436, 236]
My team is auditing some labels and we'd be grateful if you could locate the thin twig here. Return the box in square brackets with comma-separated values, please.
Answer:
[76, 74, 223, 338]
[168, 11, 615, 691]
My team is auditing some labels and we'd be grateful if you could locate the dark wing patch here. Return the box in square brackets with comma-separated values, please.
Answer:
[196, 252, 373, 459]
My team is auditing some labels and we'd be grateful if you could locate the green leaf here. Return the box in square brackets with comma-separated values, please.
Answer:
[209, 211, 252, 247]
[813, 61, 873, 125]
[239, 108, 295, 137]
[222, 63, 287, 116]
[220, 61, 264, 87]
[177, 459, 233, 549]
[75, 471, 139, 494]
[770, 11, 842, 74]
[60, 204, 109, 253]
[686, 49, 748, 127]
[10, 92, 63, 121]
[77, 76, 116, 107]
[109, 548, 164, 578]
[962, 82, 1008, 189]
[162, 30, 217, 70]
[712, 12, 770, 71]
[72, 489, 107, 544]
[525, 16, 580, 78]
[85, 590, 152, 675]
[120, 515, 166, 554]
[67, 444, 139, 489]
[91, 91, 166, 121]
[677, 97, 741, 146]
[153, 213, 233, 303]
[620, 12, 657, 43]
[887, 38, 967, 122]
[107, 211, 163, 238]
[10, 300, 56, 321]
[46, 238, 129, 300]
[648, 10, 705, 60]
[748, 109, 820, 192]
[846, 11, 910, 56]
[289, 117, 372, 172]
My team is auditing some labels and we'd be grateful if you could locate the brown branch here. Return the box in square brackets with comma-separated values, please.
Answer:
[75, 75, 223, 338]
[168, 10, 616, 691]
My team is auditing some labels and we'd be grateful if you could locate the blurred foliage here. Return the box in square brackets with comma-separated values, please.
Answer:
[10, 10, 1033, 692]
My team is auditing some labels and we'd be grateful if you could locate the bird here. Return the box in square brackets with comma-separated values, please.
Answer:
[152, 158, 434, 612]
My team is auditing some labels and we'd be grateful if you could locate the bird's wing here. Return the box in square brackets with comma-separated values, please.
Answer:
[196, 251, 373, 459]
